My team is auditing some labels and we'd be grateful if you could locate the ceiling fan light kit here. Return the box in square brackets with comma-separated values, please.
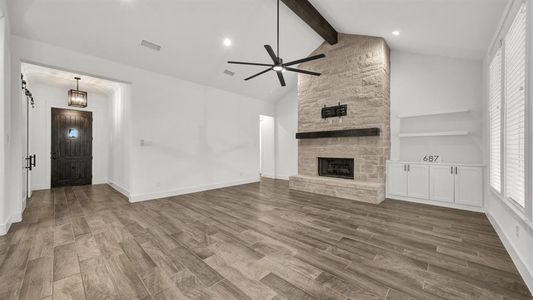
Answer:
[228, 0, 326, 87]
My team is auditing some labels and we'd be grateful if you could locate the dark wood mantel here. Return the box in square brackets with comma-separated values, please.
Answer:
[295, 128, 380, 139]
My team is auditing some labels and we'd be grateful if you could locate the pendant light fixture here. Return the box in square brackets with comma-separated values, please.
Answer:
[68, 77, 88, 108]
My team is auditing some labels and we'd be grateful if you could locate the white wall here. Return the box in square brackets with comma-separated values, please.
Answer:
[129, 83, 273, 202]
[0, 0, 11, 234]
[108, 85, 130, 196]
[391, 51, 483, 164]
[28, 84, 112, 190]
[0, 0, 13, 235]
[274, 89, 298, 180]
[260, 115, 275, 178]
[7, 36, 274, 213]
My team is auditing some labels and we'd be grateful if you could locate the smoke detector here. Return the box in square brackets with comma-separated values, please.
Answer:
[141, 40, 162, 51]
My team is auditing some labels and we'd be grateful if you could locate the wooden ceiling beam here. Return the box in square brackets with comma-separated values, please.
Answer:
[281, 0, 338, 45]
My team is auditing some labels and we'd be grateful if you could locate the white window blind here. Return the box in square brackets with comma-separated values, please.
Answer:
[504, 3, 527, 207]
[489, 48, 502, 193]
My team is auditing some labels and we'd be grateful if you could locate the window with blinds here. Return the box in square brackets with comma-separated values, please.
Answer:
[504, 3, 527, 207]
[489, 49, 502, 193]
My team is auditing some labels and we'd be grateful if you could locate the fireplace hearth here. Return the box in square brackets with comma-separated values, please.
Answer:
[318, 157, 354, 179]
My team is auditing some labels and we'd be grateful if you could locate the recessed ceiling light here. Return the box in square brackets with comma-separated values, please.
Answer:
[223, 38, 232, 47]
[392, 30, 400, 36]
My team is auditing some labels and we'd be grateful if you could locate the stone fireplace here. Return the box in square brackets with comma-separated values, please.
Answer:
[289, 34, 391, 204]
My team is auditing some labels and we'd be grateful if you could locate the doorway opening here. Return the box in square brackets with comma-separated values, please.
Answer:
[259, 115, 275, 178]
[51, 108, 93, 187]
[22, 62, 130, 194]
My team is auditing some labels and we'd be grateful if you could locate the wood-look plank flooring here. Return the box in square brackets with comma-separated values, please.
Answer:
[0, 179, 531, 299]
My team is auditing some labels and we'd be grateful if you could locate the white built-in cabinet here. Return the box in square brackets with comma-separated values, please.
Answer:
[429, 165, 455, 202]
[386, 161, 484, 210]
[386, 162, 429, 199]
[386, 162, 408, 197]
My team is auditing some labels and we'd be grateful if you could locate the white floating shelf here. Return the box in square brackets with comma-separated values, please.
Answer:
[397, 108, 470, 119]
[398, 131, 469, 138]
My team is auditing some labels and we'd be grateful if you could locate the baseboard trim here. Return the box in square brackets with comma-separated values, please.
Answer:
[128, 177, 260, 203]
[33, 179, 112, 191]
[260, 173, 276, 179]
[93, 179, 108, 185]
[32, 184, 50, 191]
[386, 194, 485, 213]
[486, 212, 533, 294]
[274, 175, 291, 180]
[108, 181, 130, 198]
[0, 199, 26, 236]
[0, 215, 12, 236]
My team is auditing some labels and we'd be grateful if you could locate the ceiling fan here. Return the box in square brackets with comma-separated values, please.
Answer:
[228, 0, 326, 87]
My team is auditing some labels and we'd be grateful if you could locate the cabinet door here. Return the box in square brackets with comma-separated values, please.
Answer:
[455, 166, 483, 207]
[387, 163, 408, 197]
[407, 164, 429, 199]
[429, 165, 455, 202]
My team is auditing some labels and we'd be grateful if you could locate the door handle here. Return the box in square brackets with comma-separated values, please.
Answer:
[25, 157, 31, 171]
[455, 166, 458, 174]
[451, 166, 454, 174]
[51, 152, 57, 160]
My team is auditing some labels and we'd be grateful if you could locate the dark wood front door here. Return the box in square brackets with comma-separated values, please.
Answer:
[51, 108, 93, 187]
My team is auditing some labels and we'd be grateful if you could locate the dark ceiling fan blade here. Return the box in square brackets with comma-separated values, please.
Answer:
[264, 45, 279, 63]
[286, 67, 321, 76]
[276, 71, 286, 87]
[245, 68, 272, 81]
[284, 53, 326, 66]
[228, 61, 274, 67]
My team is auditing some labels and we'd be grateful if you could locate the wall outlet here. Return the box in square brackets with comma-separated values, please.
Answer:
[140, 139, 153, 146]
[515, 225, 520, 238]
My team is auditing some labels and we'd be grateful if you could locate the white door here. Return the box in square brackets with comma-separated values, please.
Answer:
[455, 166, 483, 206]
[429, 165, 455, 202]
[406, 164, 429, 199]
[259, 115, 275, 178]
[387, 162, 408, 197]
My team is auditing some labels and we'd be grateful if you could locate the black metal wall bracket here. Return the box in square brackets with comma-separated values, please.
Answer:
[321, 103, 347, 119]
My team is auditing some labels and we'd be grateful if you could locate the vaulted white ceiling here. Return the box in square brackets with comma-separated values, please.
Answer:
[310, 0, 509, 60]
[9, 0, 508, 102]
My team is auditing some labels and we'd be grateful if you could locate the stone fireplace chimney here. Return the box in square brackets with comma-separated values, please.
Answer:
[289, 33, 391, 204]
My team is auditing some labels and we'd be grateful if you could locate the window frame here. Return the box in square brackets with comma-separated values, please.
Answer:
[489, 47, 503, 195]
[503, 2, 528, 209]
[487, 0, 532, 222]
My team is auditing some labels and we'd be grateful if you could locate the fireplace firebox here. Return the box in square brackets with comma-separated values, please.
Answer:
[318, 157, 354, 179]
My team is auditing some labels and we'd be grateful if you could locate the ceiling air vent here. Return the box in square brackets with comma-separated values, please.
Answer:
[141, 40, 161, 51]
[223, 69, 235, 76]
